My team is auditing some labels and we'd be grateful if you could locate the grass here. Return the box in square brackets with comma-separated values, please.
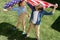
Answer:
[0, 0, 60, 40]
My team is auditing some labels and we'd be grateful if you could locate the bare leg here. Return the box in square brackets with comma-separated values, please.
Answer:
[27, 22, 34, 36]
[16, 17, 21, 28]
[35, 25, 40, 40]
[22, 19, 26, 33]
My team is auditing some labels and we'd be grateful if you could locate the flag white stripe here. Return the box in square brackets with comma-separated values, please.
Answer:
[31, 0, 38, 5]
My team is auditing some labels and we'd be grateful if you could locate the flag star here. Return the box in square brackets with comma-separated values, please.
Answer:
[17, 2, 19, 3]
[7, 5, 9, 7]
[15, 1, 16, 3]
[14, 4, 15, 5]
[10, 3, 13, 4]
[12, 1, 15, 2]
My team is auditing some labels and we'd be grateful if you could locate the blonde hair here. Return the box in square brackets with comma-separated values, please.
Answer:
[35, 5, 43, 11]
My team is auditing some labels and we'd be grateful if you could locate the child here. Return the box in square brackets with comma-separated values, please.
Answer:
[26, 2, 58, 40]
[13, 0, 30, 34]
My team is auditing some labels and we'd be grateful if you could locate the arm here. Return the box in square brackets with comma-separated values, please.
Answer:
[27, 2, 35, 11]
[44, 10, 53, 15]
[44, 3, 58, 15]
[7, 6, 19, 11]
[51, 4, 58, 14]
[12, 7, 19, 11]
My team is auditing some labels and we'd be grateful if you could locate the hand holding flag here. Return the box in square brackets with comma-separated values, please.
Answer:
[51, 3, 58, 13]
[54, 3, 58, 9]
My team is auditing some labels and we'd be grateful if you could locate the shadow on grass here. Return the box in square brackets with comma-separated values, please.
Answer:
[0, 22, 36, 40]
[51, 16, 60, 32]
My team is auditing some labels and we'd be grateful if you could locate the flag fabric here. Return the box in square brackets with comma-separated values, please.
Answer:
[4, 0, 22, 9]
[4, 0, 54, 9]
[27, 0, 54, 8]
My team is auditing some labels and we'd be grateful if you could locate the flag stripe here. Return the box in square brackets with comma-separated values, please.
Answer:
[27, 0, 54, 8]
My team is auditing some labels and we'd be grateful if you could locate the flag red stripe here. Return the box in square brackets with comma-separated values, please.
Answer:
[28, 0, 36, 6]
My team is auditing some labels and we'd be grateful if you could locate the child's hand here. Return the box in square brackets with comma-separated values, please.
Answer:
[3, 6, 12, 12]
[8, 6, 12, 10]
[54, 3, 58, 9]
[52, 3, 58, 13]
[28, 14, 30, 18]
[26, 12, 30, 18]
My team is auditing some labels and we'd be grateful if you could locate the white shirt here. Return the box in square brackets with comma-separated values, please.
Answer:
[32, 11, 39, 24]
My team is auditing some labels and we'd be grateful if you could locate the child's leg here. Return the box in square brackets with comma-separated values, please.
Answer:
[35, 25, 40, 40]
[16, 16, 21, 28]
[27, 22, 34, 36]
[22, 18, 26, 33]
[21, 13, 27, 34]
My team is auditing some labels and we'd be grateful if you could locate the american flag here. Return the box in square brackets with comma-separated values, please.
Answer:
[4, 0, 54, 9]
[27, 0, 54, 8]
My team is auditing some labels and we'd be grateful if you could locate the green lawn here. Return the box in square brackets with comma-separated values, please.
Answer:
[0, 0, 60, 40]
